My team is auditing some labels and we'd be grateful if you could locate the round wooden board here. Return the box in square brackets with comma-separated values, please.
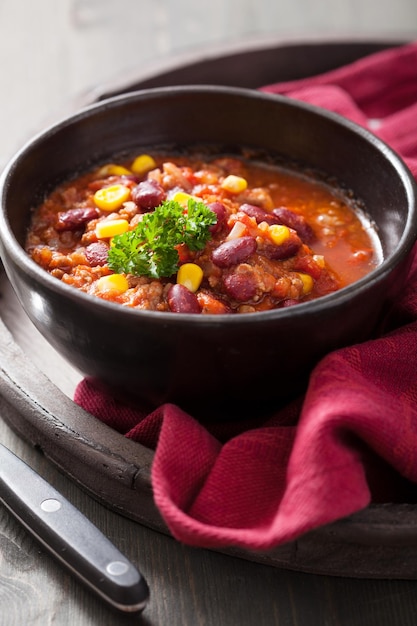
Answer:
[2, 36, 417, 579]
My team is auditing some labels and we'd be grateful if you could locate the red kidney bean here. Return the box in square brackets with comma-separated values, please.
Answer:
[167, 284, 201, 313]
[223, 270, 258, 302]
[207, 202, 227, 233]
[131, 179, 166, 211]
[261, 238, 301, 261]
[55, 207, 99, 231]
[85, 241, 109, 266]
[240, 203, 280, 226]
[272, 207, 315, 243]
[212, 236, 257, 268]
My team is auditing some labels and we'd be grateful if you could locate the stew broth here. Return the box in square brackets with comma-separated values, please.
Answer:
[25, 152, 381, 314]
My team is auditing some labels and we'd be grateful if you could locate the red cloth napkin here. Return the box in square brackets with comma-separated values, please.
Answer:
[75, 41, 417, 551]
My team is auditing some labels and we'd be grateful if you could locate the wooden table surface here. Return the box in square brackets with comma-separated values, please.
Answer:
[1, 2, 417, 624]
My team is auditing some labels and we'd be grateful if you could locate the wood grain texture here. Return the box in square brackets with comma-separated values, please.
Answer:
[3, 186, 417, 580]
[3, 450, 417, 626]
[1, 2, 417, 624]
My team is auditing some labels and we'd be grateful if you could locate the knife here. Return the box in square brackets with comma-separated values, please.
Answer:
[0, 442, 149, 613]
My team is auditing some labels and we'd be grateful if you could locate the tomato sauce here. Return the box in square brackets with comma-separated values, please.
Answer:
[25, 152, 381, 314]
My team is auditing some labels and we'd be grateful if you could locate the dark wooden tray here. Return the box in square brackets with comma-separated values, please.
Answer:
[1, 36, 417, 580]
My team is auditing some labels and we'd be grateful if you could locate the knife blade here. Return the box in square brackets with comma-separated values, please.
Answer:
[0, 442, 149, 613]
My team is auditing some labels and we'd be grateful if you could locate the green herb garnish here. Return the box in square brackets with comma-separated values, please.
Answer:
[107, 198, 217, 279]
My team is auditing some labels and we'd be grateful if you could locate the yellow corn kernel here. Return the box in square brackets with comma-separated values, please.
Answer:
[221, 175, 248, 194]
[95, 219, 129, 239]
[177, 263, 203, 293]
[96, 163, 132, 177]
[171, 191, 193, 206]
[268, 224, 290, 245]
[170, 191, 199, 207]
[95, 274, 129, 295]
[94, 185, 131, 211]
[131, 154, 157, 175]
[298, 273, 314, 295]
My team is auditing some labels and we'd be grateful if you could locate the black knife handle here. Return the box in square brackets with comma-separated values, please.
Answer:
[0, 443, 149, 612]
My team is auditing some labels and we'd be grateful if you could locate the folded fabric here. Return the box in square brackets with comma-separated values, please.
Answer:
[261, 41, 417, 178]
[74, 41, 417, 551]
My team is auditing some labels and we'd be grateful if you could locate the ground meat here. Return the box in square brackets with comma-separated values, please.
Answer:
[25, 152, 379, 314]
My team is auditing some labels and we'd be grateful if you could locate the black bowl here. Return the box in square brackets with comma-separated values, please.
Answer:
[0, 86, 416, 421]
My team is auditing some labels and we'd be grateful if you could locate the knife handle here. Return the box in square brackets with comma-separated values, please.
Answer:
[0, 443, 149, 612]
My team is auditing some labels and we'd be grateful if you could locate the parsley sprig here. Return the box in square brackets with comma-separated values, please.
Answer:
[107, 198, 217, 279]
